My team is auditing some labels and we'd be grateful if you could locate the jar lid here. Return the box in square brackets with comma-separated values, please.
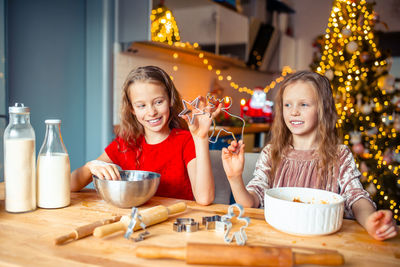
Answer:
[9, 103, 30, 113]
[45, 119, 61, 124]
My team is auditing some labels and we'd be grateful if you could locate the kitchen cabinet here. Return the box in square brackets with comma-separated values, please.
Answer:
[117, 0, 249, 61]
[117, 0, 151, 44]
[172, 1, 249, 60]
[261, 32, 296, 72]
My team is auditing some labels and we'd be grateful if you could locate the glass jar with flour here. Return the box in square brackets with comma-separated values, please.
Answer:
[37, 119, 71, 208]
[4, 103, 36, 213]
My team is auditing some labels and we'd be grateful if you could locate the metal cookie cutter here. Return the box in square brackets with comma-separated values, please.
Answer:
[221, 203, 250, 246]
[124, 207, 148, 241]
[173, 218, 199, 232]
[202, 215, 226, 233]
[132, 231, 150, 242]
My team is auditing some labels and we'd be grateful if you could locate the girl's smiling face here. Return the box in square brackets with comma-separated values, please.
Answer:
[129, 81, 171, 141]
[282, 81, 319, 148]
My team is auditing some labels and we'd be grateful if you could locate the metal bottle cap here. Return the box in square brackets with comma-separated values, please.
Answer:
[45, 119, 61, 124]
[9, 103, 30, 113]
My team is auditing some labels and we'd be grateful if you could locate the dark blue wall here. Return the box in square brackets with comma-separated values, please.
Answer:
[7, 0, 86, 170]
[0, 0, 5, 180]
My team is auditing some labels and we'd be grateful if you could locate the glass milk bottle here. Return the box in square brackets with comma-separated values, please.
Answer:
[37, 119, 71, 208]
[4, 103, 36, 213]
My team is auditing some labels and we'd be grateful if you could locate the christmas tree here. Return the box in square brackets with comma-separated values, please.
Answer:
[150, 0, 181, 45]
[311, 0, 400, 222]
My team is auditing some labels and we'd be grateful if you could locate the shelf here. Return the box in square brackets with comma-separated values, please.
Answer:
[127, 41, 247, 70]
[211, 123, 270, 136]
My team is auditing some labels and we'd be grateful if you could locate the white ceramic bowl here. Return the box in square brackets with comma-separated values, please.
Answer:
[264, 187, 345, 236]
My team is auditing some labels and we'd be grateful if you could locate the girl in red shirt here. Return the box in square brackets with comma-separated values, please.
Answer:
[71, 66, 221, 205]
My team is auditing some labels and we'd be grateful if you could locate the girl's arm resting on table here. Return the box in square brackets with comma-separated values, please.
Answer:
[352, 198, 398, 240]
[228, 175, 260, 208]
[70, 152, 120, 192]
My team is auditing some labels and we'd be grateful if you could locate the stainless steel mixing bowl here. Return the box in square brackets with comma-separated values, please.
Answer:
[93, 170, 160, 208]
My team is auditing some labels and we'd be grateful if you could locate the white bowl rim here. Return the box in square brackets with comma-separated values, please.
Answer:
[264, 187, 345, 207]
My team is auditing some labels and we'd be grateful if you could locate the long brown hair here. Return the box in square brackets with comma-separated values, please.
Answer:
[118, 66, 187, 145]
[269, 70, 339, 188]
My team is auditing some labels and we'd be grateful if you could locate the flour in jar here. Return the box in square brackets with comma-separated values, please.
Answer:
[4, 138, 36, 213]
[37, 153, 71, 208]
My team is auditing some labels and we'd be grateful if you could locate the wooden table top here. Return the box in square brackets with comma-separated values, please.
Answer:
[0, 183, 399, 266]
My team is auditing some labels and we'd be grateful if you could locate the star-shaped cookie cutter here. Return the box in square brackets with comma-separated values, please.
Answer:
[220, 203, 250, 246]
[124, 207, 147, 241]
[178, 97, 205, 124]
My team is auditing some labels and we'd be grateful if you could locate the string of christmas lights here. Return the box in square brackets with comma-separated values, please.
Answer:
[171, 51, 294, 96]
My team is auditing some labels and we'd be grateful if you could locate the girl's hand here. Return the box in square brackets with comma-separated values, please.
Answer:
[365, 210, 398, 240]
[221, 140, 245, 181]
[183, 96, 222, 139]
[86, 160, 121, 181]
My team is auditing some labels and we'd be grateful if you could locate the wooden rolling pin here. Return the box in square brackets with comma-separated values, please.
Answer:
[54, 215, 121, 245]
[135, 243, 344, 266]
[93, 202, 187, 238]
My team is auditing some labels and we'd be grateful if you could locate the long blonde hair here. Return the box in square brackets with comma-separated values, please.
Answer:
[118, 66, 187, 145]
[269, 71, 339, 188]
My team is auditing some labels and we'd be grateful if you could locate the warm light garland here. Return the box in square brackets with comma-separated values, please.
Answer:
[169, 48, 294, 96]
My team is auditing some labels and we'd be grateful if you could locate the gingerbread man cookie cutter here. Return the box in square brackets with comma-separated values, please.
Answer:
[221, 203, 250, 246]
[178, 94, 246, 146]
[206, 94, 246, 144]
